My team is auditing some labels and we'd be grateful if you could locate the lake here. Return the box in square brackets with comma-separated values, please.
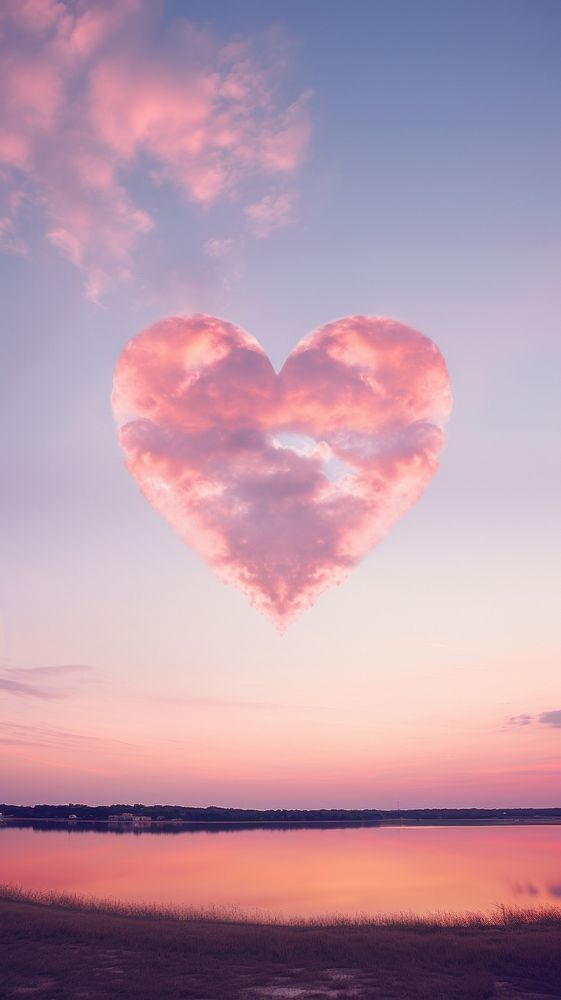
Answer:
[1, 823, 560, 919]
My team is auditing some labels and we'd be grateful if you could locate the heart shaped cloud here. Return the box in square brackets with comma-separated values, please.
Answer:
[112, 315, 451, 625]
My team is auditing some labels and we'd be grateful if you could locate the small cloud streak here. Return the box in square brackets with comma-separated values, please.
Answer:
[0, 678, 58, 700]
[508, 709, 561, 729]
[0, 720, 130, 750]
[0, 0, 310, 298]
[245, 190, 298, 238]
[113, 314, 451, 625]
[148, 693, 310, 711]
[508, 714, 534, 727]
[0, 664, 95, 699]
[203, 237, 234, 258]
[539, 710, 561, 728]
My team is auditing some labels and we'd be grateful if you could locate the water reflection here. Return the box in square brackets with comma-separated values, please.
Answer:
[1, 823, 560, 918]
[509, 880, 540, 896]
[0, 819, 382, 835]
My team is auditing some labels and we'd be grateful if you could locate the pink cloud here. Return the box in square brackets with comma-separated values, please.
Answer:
[0, 1, 310, 298]
[245, 190, 298, 238]
[203, 237, 234, 258]
[113, 315, 451, 626]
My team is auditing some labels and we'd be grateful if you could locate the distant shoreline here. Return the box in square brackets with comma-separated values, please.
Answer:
[3, 815, 561, 829]
[2, 802, 561, 830]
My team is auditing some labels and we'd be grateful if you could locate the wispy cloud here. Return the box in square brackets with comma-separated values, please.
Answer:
[0, 664, 95, 699]
[0, 720, 130, 750]
[203, 237, 234, 258]
[148, 694, 308, 711]
[244, 190, 298, 238]
[0, 0, 310, 298]
[508, 713, 534, 727]
[0, 677, 59, 700]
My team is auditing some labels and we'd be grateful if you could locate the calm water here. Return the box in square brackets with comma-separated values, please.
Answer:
[1, 824, 560, 919]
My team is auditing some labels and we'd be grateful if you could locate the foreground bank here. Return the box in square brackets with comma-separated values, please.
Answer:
[2, 892, 561, 999]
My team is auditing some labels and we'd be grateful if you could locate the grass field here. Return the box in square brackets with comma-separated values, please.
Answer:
[2, 886, 561, 998]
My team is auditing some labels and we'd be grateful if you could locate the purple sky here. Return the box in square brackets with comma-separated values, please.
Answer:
[1, 0, 560, 808]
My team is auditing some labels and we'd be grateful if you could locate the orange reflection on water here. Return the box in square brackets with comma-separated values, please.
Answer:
[1, 825, 560, 918]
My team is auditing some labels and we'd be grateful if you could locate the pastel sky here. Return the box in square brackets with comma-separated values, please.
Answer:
[1, 0, 560, 809]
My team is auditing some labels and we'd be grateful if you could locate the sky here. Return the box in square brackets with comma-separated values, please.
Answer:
[1, 0, 560, 809]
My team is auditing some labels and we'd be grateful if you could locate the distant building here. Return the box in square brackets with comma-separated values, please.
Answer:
[68, 814, 77, 820]
[133, 815, 152, 825]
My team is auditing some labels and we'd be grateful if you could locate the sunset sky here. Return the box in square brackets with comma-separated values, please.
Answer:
[1, 0, 560, 808]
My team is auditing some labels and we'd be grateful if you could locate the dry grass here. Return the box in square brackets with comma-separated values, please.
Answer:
[2, 884, 561, 998]
[2, 881, 561, 929]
